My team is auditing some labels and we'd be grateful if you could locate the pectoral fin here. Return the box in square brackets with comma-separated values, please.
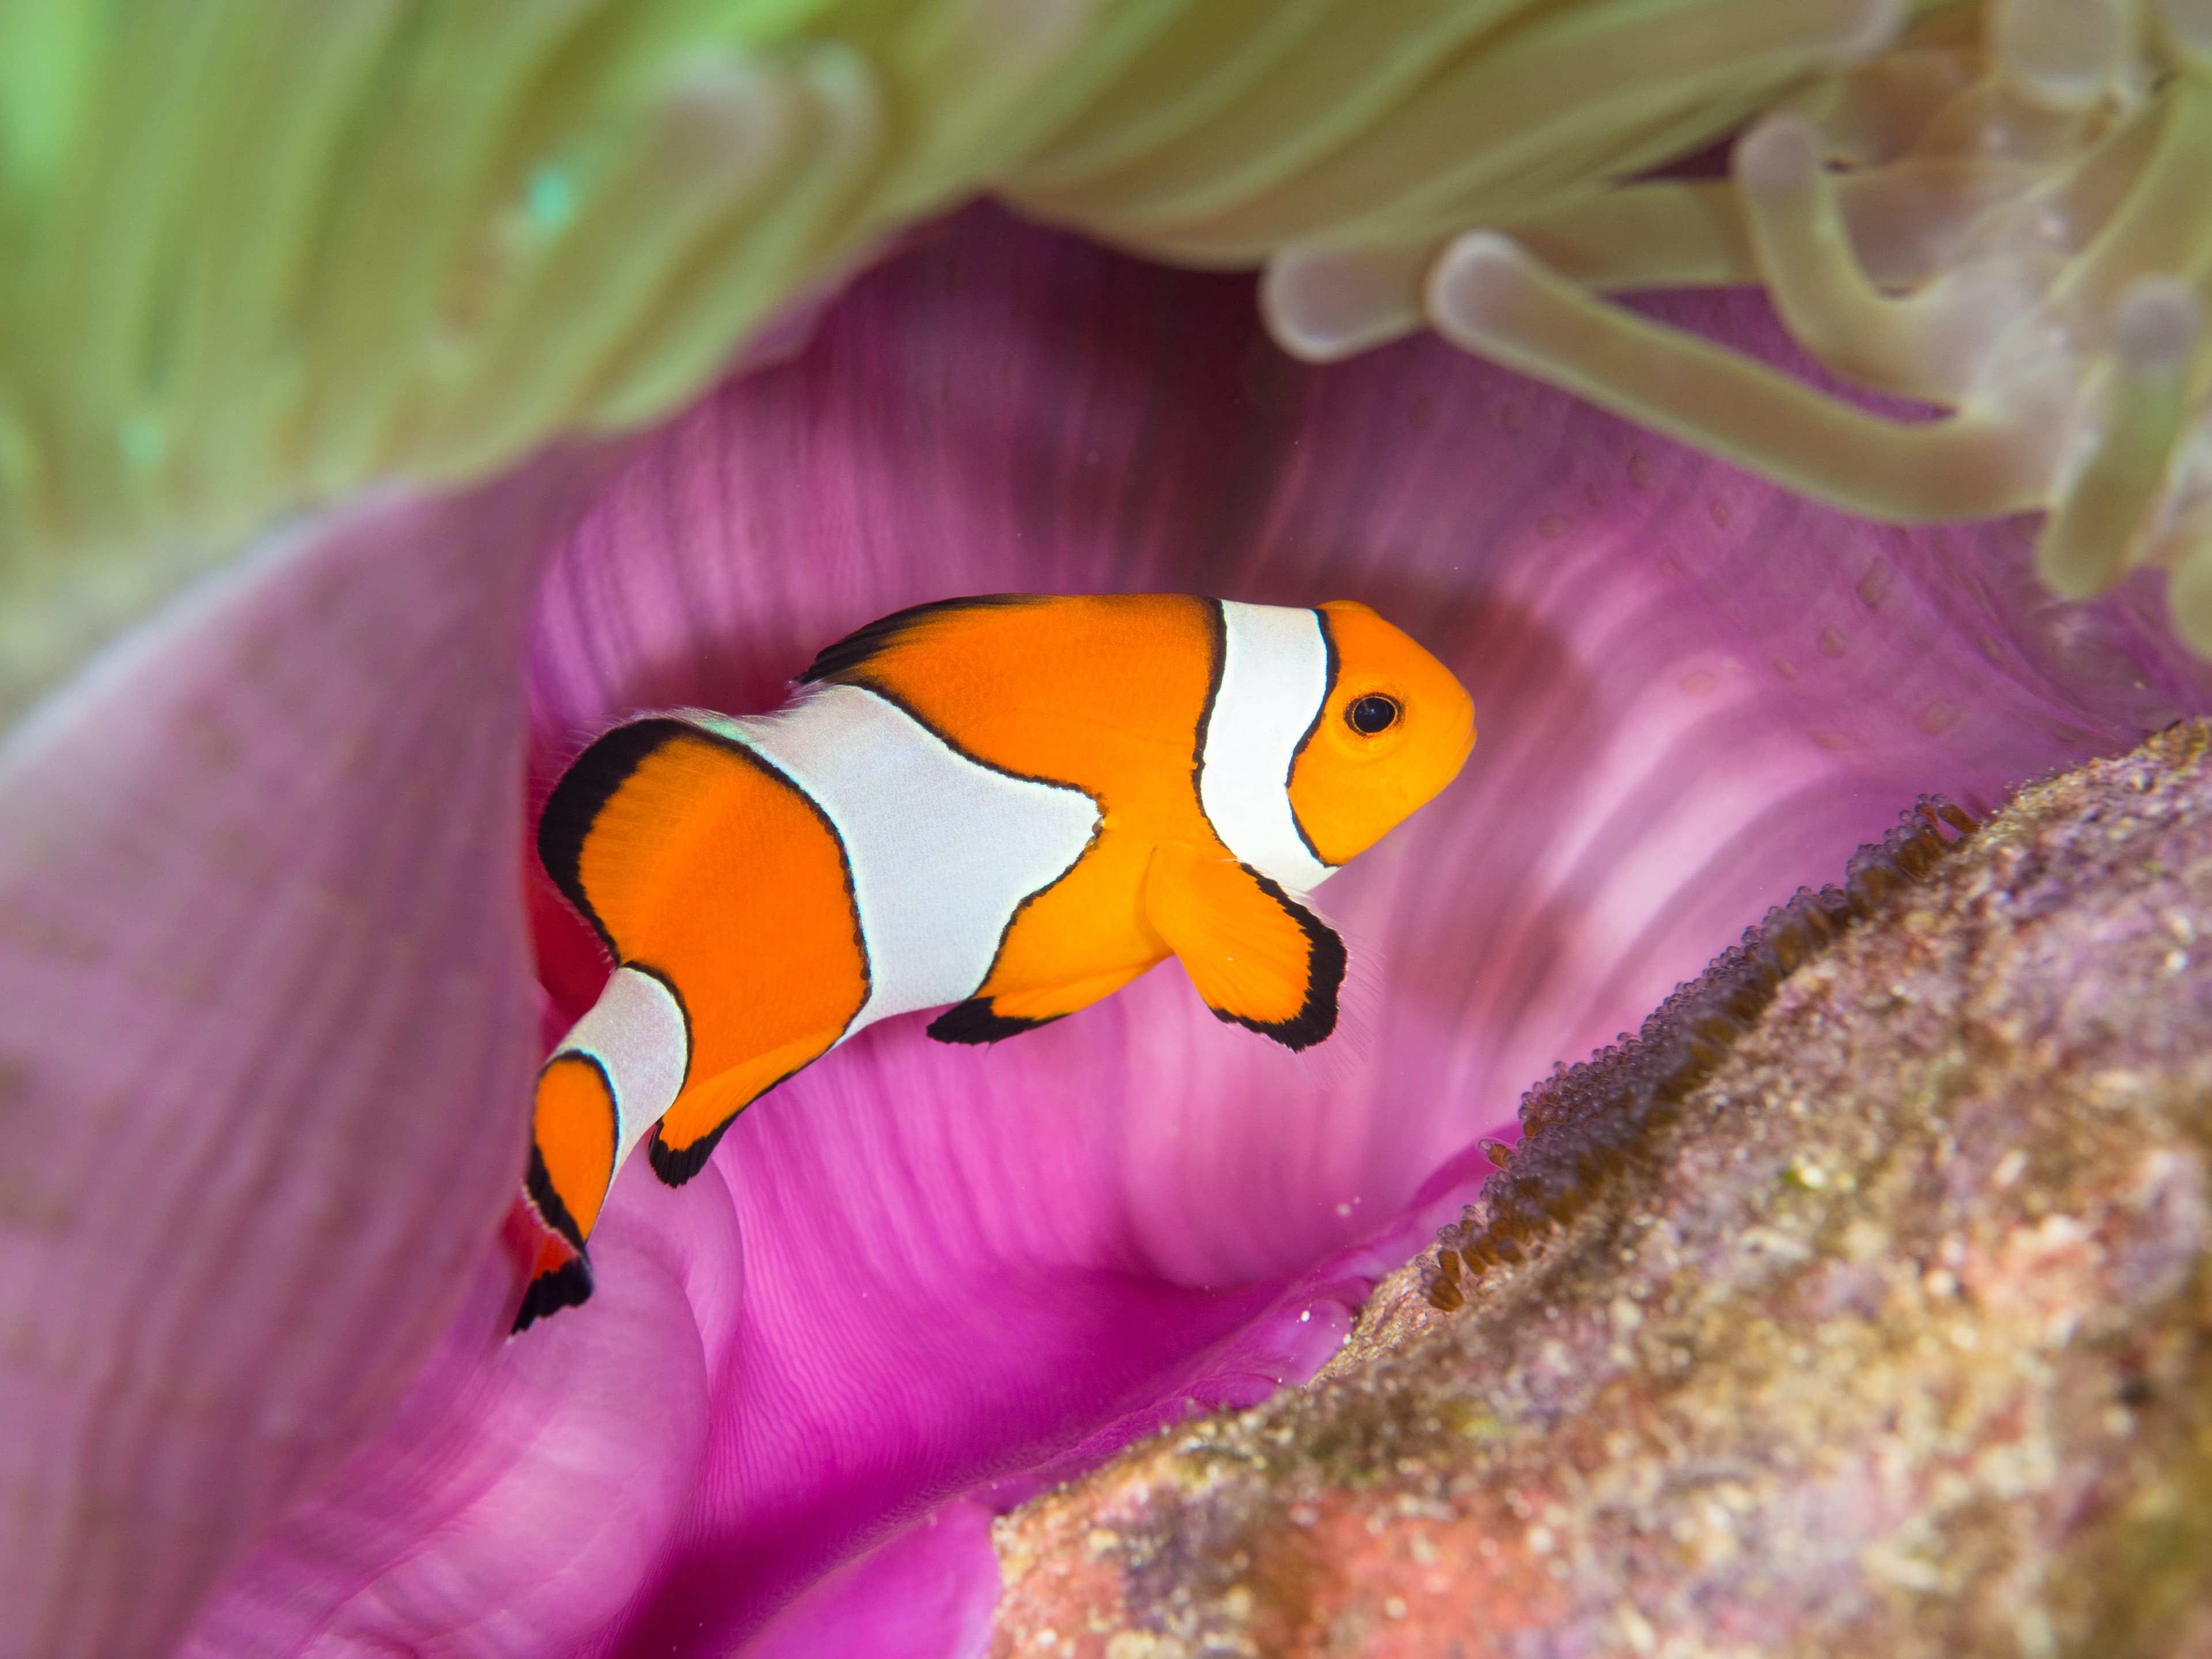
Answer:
[1142, 842, 1345, 1050]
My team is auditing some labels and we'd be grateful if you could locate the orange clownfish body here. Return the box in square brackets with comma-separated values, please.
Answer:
[517, 594, 1475, 1328]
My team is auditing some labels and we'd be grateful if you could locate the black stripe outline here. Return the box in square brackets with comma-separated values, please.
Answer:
[798, 594, 1033, 685]
[537, 718, 692, 953]
[523, 1051, 619, 1253]
[1203, 865, 1346, 1052]
[821, 678, 1105, 1032]
[656, 718, 872, 1037]
[842, 677, 1099, 812]
[1188, 597, 1228, 809]
[632, 719, 872, 1187]
[1284, 608, 1340, 872]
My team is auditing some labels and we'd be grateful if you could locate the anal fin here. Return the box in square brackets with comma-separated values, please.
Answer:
[928, 964, 1153, 1045]
[927, 998, 1060, 1044]
[647, 1030, 842, 1187]
[1142, 842, 1345, 1051]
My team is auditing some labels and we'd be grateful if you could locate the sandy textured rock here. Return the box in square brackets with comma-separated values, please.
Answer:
[992, 722, 2212, 1659]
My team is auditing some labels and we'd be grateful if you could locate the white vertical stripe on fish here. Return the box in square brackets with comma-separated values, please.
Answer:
[550, 965, 691, 1163]
[694, 685, 1101, 1032]
[1198, 602, 1335, 893]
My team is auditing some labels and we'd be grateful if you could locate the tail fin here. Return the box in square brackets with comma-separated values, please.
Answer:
[503, 1197, 595, 1334]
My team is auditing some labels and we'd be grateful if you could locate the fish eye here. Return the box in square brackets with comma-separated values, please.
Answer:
[1345, 694, 1401, 736]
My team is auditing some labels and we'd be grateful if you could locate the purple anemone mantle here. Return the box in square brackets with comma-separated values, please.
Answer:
[7, 207, 2205, 1659]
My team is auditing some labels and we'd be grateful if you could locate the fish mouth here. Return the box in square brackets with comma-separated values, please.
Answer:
[1404, 700, 1478, 815]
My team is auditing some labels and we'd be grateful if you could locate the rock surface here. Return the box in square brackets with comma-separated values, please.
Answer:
[991, 722, 2212, 1659]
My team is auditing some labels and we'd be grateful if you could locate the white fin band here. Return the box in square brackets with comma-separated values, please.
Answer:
[554, 965, 691, 1164]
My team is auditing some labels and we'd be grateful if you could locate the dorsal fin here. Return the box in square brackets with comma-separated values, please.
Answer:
[536, 718, 691, 952]
[797, 594, 1030, 685]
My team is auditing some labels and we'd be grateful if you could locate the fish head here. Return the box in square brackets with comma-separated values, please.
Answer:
[1287, 600, 1476, 866]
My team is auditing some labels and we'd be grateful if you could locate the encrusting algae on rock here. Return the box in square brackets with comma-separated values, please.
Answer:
[1430, 791, 1983, 1310]
[991, 721, 2212, 1658]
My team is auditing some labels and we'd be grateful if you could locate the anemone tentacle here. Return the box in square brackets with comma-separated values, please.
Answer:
[1252, 1, 2212, 652]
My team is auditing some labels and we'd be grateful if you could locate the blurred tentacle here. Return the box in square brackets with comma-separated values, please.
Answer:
[1016, 0, 1910, 262]
[2051, 75, 2212, 328]
[2168, 508, 2212, 653]
[1425, 230, 2050, 521]
[2040, 276, 2203, 597]
[0, 0, 1161, 722]
[1735, 113, 1981, 399]
[1988, 0, 2133, 115]
[1271, 1, 2212, 650]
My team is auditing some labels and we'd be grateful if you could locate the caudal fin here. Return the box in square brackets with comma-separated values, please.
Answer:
[505, 1197, 595, 1334]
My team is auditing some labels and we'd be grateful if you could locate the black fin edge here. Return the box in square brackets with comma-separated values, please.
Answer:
[1210, 868, 1346, 1052]
[1188, 599, 1228, 799]
[647, 1118, 730, 1188]
[537, 718, 692, 953]
[677, 732, 874, 1046]
[797, 595, 1030, 685]
[927, 998, 1066, 1045]
[513, 1254, 595, 1334]
[524, 1141, 589, 1255]
[646, 1065, 786, 1189]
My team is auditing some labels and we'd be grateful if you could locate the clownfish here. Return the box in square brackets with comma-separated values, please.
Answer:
[516, 594, 1474, 1329]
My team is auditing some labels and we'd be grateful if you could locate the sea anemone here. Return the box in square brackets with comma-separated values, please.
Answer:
[1260, 1, 2212, 647]
[3, 5, 2208, 1656]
